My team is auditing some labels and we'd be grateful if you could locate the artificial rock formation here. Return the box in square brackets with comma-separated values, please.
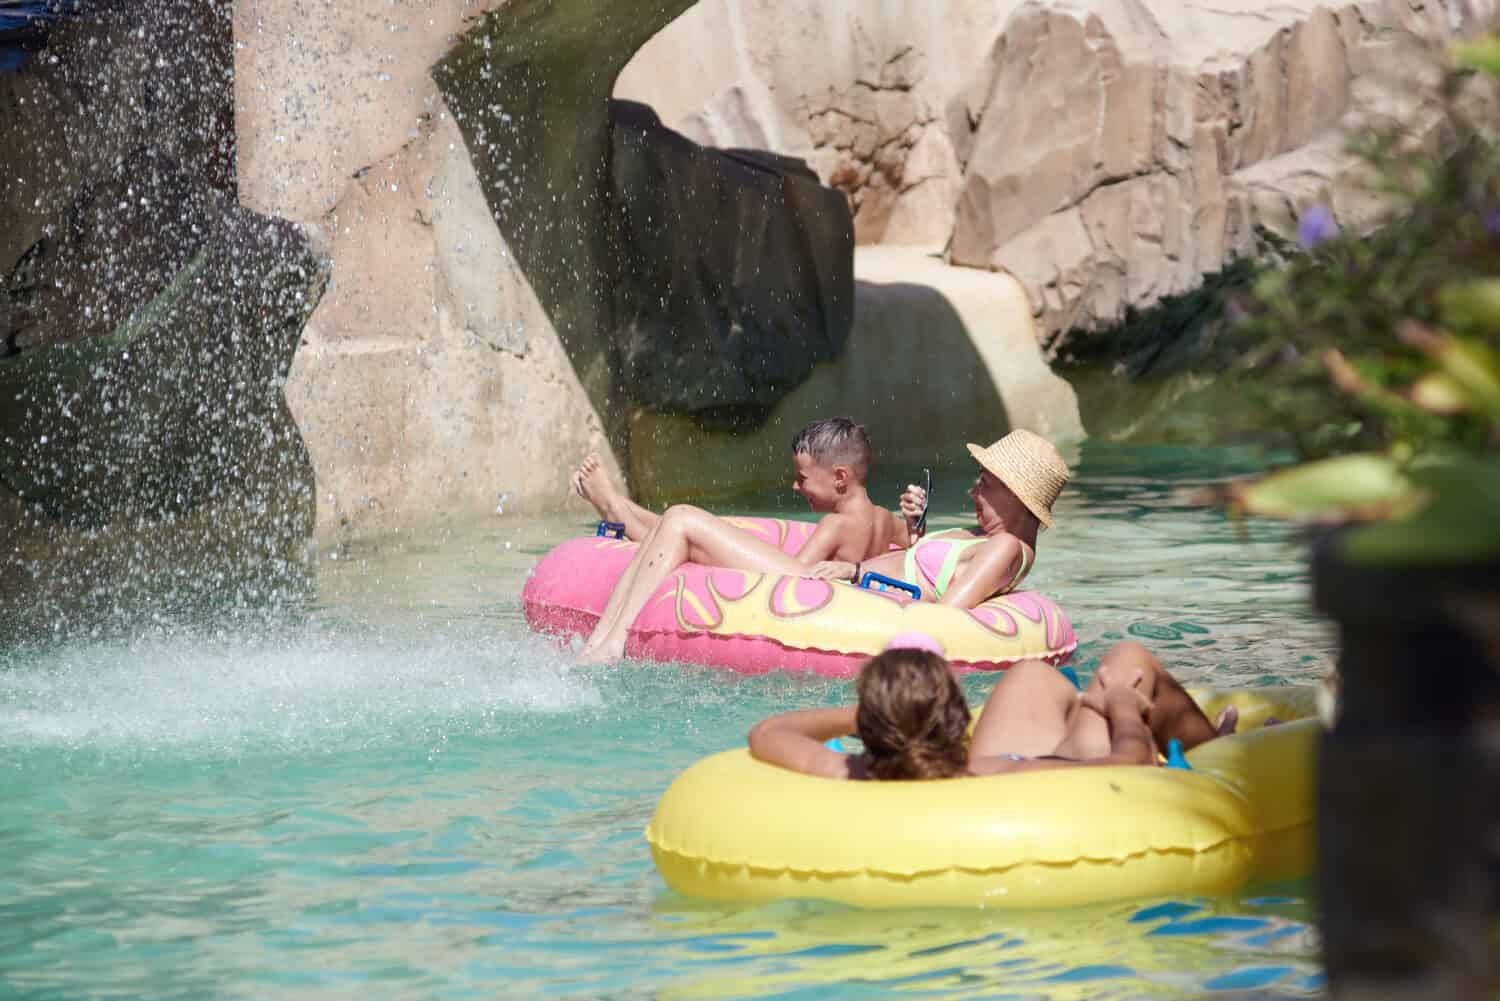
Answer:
[947, 0, 1470, 342]
[617, 0, 1010, 248]
[0, 0, 235, 272]
[436, 3, 855, 426]
[237, 0, 626, 539]
[611, 100, 853, 419]
[620, 0, 1489, 344]
[0, 150, 328, 526]
[628, 246, 1083, 503]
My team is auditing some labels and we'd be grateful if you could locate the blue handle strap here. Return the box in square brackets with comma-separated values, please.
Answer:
[595, 520, 626, 539]
[859, 571, 921, 601]
[1165, 738, 1192, 770]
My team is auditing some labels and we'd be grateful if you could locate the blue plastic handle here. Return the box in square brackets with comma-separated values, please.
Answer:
[859, 571, 922, 600]
[1165, 738, 1192, 770]
[595, 521, 626, 539]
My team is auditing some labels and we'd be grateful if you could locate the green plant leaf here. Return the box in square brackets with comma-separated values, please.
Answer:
[1408, 372, 1471, 414]
[1438, 279, 1500, 334]
[1341, 455, 1500, 564]
[1451, 36, 1500, 78]
[1436, 336, 1500, 419]
[1236, 454, 1421, 520]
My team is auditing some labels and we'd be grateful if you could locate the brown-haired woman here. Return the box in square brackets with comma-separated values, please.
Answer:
[747, 641, 1232, 780]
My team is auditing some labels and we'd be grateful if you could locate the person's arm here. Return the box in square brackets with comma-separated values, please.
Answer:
[937, 535, 1024, 609]
[1079, 677, 1158, 765]
[791, 515, 847, 565]
[748, 706, 856, 779]
[808, 559, 858, 581]
[1093, 692, 1159, 764]
[898, 483, 926, 547]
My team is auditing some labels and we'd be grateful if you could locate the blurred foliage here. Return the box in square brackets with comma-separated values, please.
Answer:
[1226, 39, 1500, 565]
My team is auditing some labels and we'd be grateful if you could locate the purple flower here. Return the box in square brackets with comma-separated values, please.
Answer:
[1296, 203, 1339, 249]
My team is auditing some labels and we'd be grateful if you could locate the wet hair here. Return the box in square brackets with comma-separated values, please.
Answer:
[790, 417, 871, 480]
[855, 649, 972, 781]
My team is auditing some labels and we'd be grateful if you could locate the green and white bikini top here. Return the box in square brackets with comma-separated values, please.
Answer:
[900, 532, 1034, 599]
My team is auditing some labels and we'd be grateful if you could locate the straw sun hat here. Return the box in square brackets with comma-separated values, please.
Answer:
[965, 429, 1070, 529]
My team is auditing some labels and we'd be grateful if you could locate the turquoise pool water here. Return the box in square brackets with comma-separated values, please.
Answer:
[0, 444, 1334, 999]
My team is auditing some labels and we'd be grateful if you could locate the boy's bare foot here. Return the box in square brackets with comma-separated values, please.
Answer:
[572, 454, 628, 523]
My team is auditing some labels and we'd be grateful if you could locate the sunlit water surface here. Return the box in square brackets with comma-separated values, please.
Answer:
[1, 444, 1334, 999]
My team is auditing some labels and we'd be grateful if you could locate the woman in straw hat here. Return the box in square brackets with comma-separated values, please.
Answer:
[810, 428, 1069, 609]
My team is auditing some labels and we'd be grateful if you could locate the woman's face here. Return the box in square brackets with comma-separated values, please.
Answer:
[969, 470, 1020, 533]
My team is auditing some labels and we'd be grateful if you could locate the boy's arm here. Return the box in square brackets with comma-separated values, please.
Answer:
[792, 515, 848, 564]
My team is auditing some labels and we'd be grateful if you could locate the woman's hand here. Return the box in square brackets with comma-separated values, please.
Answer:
[810, 560, 857, 581]
[899, 484, 927, 543]
[1081, 667, 1154, 721]
[1080, 666, 1159, 765]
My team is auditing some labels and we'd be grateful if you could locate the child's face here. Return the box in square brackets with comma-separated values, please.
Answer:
[792, 452, 843, 511]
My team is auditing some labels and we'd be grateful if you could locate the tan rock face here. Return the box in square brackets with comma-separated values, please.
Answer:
[947, 0, 1467, 342]
[624, 0, 1485, 344]
[233, 0, 506, 221]
[618, 0, 1020, 247]
[237, 0, 673, 540]
[281, 110, 617, 541]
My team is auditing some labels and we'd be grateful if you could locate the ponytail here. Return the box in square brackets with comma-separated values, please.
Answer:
[856, 649, 972, 781]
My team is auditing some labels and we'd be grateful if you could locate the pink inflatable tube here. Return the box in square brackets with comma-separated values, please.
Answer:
[522, 517, 1077, 677]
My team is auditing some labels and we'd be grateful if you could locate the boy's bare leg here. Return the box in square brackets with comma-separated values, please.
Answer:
[572, 454, 659, 541]
[579, 505, 812, 663]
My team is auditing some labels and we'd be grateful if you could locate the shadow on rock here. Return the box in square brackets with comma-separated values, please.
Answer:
[432, 0, 854, 446]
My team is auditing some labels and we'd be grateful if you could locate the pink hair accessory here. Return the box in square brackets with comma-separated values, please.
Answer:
[883, 632, 947, 656]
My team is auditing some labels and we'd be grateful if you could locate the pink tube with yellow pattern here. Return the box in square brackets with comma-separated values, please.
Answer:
[522, 518, 1076, 676]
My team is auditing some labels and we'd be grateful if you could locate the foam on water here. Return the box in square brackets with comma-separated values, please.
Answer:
[0, 622, 600, 756]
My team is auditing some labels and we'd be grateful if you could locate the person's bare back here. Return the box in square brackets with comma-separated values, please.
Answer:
[814, 495, 905, 565]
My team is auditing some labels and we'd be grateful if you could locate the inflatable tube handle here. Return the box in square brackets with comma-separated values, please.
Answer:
[595, 521, 626, 539]
[1165, 738, 1192, 770]
[860, 571, 922, 601]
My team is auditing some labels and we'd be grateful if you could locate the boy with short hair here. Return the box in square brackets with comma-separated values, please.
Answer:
[571, 417, 914, 662]
[570, 416, 908, 561]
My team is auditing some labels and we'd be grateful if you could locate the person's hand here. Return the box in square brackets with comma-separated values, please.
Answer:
[1081, 667, 1154, 721]
[899, 484, 927, 543]
[810, 561, 857, 581]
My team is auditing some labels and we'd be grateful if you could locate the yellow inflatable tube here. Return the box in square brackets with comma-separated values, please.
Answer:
[647, 688, 1319, 909]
